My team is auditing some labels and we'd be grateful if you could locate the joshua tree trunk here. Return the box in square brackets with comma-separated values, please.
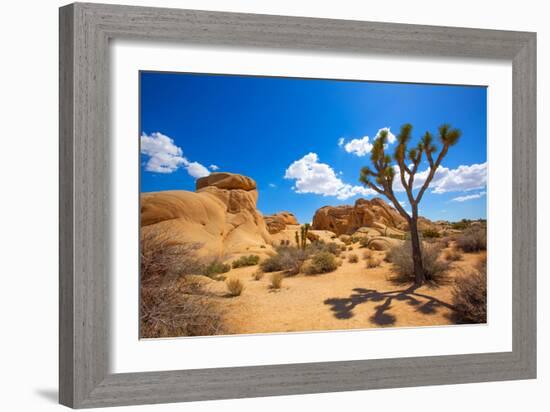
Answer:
[408, 216, 425, 285]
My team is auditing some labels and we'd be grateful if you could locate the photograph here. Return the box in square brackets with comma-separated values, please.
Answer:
[139, 71, 488, 339]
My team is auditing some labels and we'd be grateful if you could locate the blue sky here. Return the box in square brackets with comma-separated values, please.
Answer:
[140, 71, 487, 223]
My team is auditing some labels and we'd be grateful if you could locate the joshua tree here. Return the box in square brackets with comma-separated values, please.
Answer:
[359, 124, 461, 285]
[301, 223, 310, 250]
[295, 224, 311, 251]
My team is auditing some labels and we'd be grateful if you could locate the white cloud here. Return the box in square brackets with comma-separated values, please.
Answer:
[184, 161, 210, 178]
[284, 152, 376, 200]
[140, 132, 210, 178]
[141, 132, 185, 173]
[209, 164, 219, 171]
[342, 136, 373, 157]
[339, 127, 396, 157]
[269, 183, 277, 188]
[452, 191, 487, 202]
[393, 162, 487, 194]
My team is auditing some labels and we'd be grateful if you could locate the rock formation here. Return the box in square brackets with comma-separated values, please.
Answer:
[263, 211, 299, 234]
[311, 197, 436, 236]
[140, 172, 272, 256]
[311, 198, 407, 236]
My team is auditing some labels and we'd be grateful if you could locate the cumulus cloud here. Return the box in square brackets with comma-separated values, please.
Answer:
[269, 183, 277, 188]
[452, 191, 487, 202]
[342, 136, 373, 157]
[339, 127, 396, 157]
[140, 132, 210, 178]
[393, 162, 487, 194]
[284, 152, 376, 200]
[184, 161, 210, 178]
[209, 164, 220, 171]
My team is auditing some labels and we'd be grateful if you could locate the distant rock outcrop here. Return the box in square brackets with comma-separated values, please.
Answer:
[311, 197, 436, 236]
[311, 198, 407, 236]
[263, 211, 299, 234]
[140, 172, 271, 256]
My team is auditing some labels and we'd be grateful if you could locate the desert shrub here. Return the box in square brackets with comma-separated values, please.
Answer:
[269, 272, 284, 289]
[304, 252, 338, 275]
[387, 241, 449, 284]
[359, 237, 370, 248]
[422, 229, 441, 239]
[456, 227, 487, 252]
[232, 254, 260, 268]
[327, 242, 343, 256]
[362, 249, 373, 260]
[251, 270, 264, 281]
[202, 260, 231, 277]
[452, 264, 487, 323]
[305, 240, 342, 256]
[140, 232, 224, 337]
[351, 235, 362, 244]
[439, 236, 452, 248]
[443, 249, 463, 262]
[366, 256, 381, 268]
[339, 235, 352, 245]
[388, 233, 406, 240]
[347, 246, 353, 251]
[260, 246, 306, 274]
[451, 219, 470, 230]
[140, 279, 224, 338]
[226, 278, 244, 296]
[141, 230, 204, 287]
[348, 254, 359, 263]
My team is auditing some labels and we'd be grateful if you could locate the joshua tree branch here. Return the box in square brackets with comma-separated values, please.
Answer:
[415, 144, 449, 204]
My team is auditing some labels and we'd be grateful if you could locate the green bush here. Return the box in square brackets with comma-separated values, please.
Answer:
[232, 255, 260, 268]
[203, 260, 231, 277]
[451, 219, 470, 230]
[339, 235, 352, 245]
[422, 229, 441, 239]
[359, 237, 370, 248]
[260, 247, 306, 274]
[304, 252, 338, 275]
[305, 240, 342, 256]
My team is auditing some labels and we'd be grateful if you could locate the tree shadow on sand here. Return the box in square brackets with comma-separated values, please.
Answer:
[324, 285, 456, 326]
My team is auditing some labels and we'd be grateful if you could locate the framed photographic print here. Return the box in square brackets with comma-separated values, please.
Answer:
[59, 2, 536, 408]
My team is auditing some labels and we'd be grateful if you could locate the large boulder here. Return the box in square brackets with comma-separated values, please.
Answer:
[367, 236, 404, 251]
[141, 172, 272, 257]
[195, 172, 256, 191]
[311, 197, 409, 236]
[263, 211, 299, 234]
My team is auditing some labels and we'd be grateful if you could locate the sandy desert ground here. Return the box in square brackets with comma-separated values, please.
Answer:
[202, 244, 484, 335]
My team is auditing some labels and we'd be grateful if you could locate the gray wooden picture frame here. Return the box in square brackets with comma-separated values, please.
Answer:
[59, 2, 536, 409]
